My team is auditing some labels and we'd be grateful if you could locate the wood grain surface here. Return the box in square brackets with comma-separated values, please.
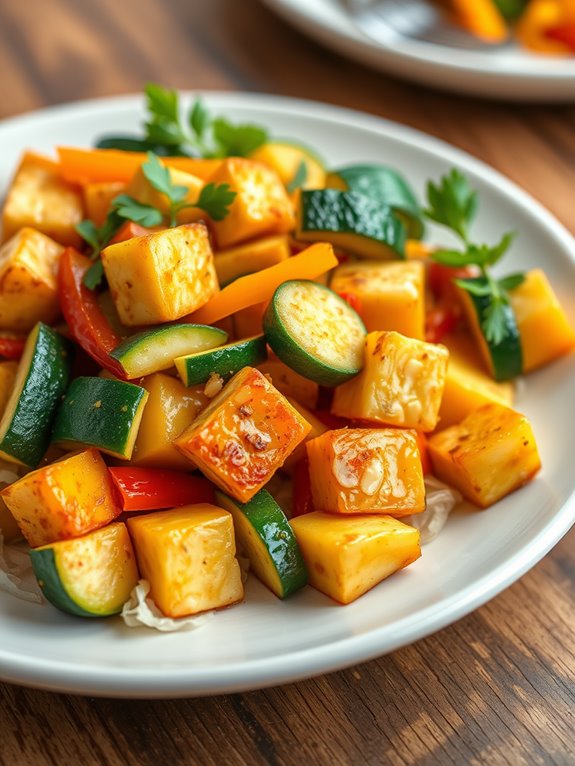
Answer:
[0, 1, 574, 763]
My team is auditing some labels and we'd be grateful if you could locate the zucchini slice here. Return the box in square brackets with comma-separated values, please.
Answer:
[0, 323, 73, 467]
[296, 189, 406, 260]
[30, 522, 139, 618]
[175, 335, 268, 386]
[215, 488, 308, 599]
[52, 377, 149, 459]
[263, 280, 366, 387]
[326, 164, 424, 239]
[109, 323, 228, 379]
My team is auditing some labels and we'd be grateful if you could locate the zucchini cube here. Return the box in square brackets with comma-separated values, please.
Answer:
[207, 158, 295, 248]
[1, 448, 121, 547]
[101, 223, 219, 325]
[306, 428, 425, 517]
[2, 152, 84, 247]
[0, 228, 64, 332]
[125, 165, 204, 225]
[126, 504, 244, 617]
[427, 403, 541, 508]
[331, 261, 425, 339]
[174, 366, 311, 503]
[290, 512, 421, 604]
[332, 331, 449, 432]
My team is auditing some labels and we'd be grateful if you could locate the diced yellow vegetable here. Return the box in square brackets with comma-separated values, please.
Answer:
[2, 152, 84, 247]
[0, 465, 22, 542]
[0, 228, 64, 332]
[233, 301, 268, 339]
[306, 428, 425, 517]
[330, 260, 425, 338]
[332, 331, 449, 432]
[405, 240, 434, 260]
[207, 158, 295, 248]
[282, 397, 328, 472]
[82, 181, 125, 226]
[1, 448, 121, 547]
[428, 403, 541, 508]
[249, 142, 326, 193]
[101, 222, 219, 325]
[257, 358, 319, 409]
[510, 269, 575, 373]
[0, 362, 18, 416]
[125, 166, 204, 224]
[127, 504, 244, 617]
[214, 235, 290, 286]
[174, 367, 310, 503]
[290, 512, 421, 604]
[130, 373, 209, 470]
[438, 331, 514, 430]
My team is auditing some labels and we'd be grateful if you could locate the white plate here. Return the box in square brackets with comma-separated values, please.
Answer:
[261, 0, 575, 101]
[0, 93, 574, 698]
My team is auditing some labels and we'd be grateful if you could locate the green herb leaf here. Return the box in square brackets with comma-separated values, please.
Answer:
[498, 272, 526, 292]
[83, 259, 105, 290]
[142, 152, 188, 203]
[212, 119, 268, 157]
[145, 83, 179, 124]
[454, 277, 492, 296]
[189, 99, 210, 140]
[194, 183, 237, 221]
[431, 248, 478, 267]
[75, 220, 102, 254]
[112, 194, 164, 227]
[144, 120, 186, 147]
[425, 168, 477, 243]
[286, 160, 308, 193]
[481, 297, 510, 346]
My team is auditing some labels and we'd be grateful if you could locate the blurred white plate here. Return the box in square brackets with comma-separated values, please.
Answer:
[261, 0, 575, 101]
[0, 93, 574, 698]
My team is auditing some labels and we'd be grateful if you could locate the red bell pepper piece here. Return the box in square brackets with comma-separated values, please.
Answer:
[427, 262, 479, 301]
[291, 459, 314, 518]
[108, 467, 215, 512]
[108, 221, 156, 245]
[0, 333, 27, 360]
[336, 291, 362, 314]
[58, 248, 126, 378]
[546, 23, 575, 51]
[425, 305, 459, 344]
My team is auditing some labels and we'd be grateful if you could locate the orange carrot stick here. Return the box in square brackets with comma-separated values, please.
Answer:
[189, 243, 338, 325]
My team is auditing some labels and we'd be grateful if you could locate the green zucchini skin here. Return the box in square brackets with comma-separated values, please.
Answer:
[30, 547, 97, 618]
[263, 280, 366, 387]
[0, 323, 73, 467]
[215, 488, 308, 599]
[52, 377, 148, 459]
[327, 164, 424, 239]
[297, 189, 406, 259]
[175, 336, 268, 386]
[109, 324, 228, 379]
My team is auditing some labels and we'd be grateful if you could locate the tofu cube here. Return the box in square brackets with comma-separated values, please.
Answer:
[101, 223, 219, 325]
[1, 449, 121, 547]
[427, 403, 541, 508]
[331, 260, 425, 339]
[332, 331, 449, 432]
[174, 366, 311, 503]
[290, 512, 421, 604]
[126, 504, 244, 617]
[82, 181, 125, 226]
[306, 428, 425, 517]
[125, 165, 204, 225]
[0, 228, 64, 332]
[207, 158, 295, 248]
[2, 152, 84, 247]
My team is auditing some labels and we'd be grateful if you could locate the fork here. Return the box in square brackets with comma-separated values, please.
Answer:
[345, 0, 504, 50]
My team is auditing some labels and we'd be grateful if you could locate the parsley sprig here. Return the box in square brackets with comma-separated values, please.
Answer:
[424, 169, 524, 345]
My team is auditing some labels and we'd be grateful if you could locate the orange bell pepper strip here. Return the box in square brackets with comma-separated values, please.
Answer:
[56, 147, 221, 185]
[443, 0, 508, 42]
[189, 243, 338, 325]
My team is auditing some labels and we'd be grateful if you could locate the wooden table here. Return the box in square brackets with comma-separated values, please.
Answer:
[0, 1, 574, 763]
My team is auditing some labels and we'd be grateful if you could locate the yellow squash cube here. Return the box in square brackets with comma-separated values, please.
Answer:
[101, 223, 218, 325]
[332, 331, 449, 432]
[250, 143, 326, 190]
[214, 235, 290, 286]
[125, 165, 204, 225]
[306, 428, 425, 517]
[130, 373, 209, 470]
[427, 403, 541, 508]
[1, 448, 121, 547]
[82, 181, 125, 226]
[257, 358, 319, 409]
[207, 158, 295, 248]
[174, 366, 311, 503]
[127, 504, 244, 617]
[2, 152, 84, 247]
[330, 261, 425, 339]
[0, 228, 64, 332]
[290, 512, 421, 604]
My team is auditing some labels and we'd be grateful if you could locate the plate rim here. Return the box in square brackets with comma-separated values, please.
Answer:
[0, 91, 574, 698]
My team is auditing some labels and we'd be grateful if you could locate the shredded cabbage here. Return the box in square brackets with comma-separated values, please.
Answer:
[121, 580, 214, 632]
[406, 476, 462, 545]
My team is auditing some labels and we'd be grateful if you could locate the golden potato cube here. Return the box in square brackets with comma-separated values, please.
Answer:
[428, 403, 541, 508]
[130, 373, 209, 470]
[2, 152, 84, 247]
[214, 235, 290, 286]
[82, 181, 125, 226]
[306, 428, 425, 517]
[127, 504, 244, 617]
[290, 512, 421, 604]
[1, 448, 121, 547]
[438, 332, 514, 430]
[174, 366, 311, 503]
[0, 361, 18, 417]
[207, 158, 295, 248]
[332, 331, 449, 432]
[0, 228, 64, 332]
[101, 223, 218, 325]
[510, 269, 575, 373]
[257, 358, 319, 409]
[331, 261, 425, 339]
[125, 165, 204, 225]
